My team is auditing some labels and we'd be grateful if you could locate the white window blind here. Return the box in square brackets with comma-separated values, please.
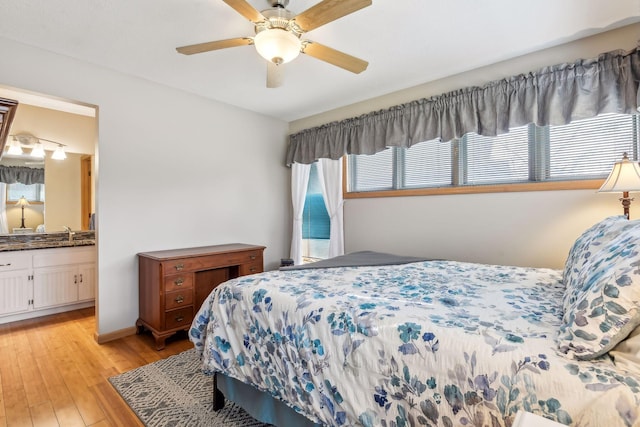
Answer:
[404, 139, 451, 188]
[347, 112, 640, 194]
[465, 125, 530, 184]
[548, 113, 637, 179]
[7, 183, 45, 202]
[350, 148, 394, 191]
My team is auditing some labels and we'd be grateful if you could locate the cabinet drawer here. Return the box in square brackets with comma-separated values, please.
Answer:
[165, 289, 193, 310]
[0, 253, 30, 271]
[240, 261, 263, 276]
[33, 247, 95, 268]
[163, 259, 197, 274]
[164, 307, 193, 329]
[164, 274, 193, 292]
[237, 250, 263, 264]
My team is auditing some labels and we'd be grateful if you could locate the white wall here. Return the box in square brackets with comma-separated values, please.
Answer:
[291, 23, 640, 270]
[0, 37, 291, 337]
[45, 152, 82, 232]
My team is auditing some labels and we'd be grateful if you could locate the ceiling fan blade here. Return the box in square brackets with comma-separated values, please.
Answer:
[293, 0, 371, 32]
[222, 0, 266, 23]
[176, 37, 253, 55]
[267, 62, 284, 88]
[302, 41, 368, 74]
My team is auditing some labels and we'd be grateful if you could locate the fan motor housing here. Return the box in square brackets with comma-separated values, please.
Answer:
[267, 0, 289, 8]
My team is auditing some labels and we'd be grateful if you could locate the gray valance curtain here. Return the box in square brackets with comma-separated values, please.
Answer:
[0, 166, 44, 184]
[286, 47, 640, 166]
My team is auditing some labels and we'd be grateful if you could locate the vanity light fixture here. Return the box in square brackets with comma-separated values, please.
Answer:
[51, 144, 66, 160]
[7, 134, 69, 160]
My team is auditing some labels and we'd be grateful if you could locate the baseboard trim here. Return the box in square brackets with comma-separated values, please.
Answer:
[0, 301, 95, 325]
[95, 326, 137, 344]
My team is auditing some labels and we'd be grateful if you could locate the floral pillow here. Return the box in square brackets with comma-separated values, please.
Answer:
[558, 222, 640, 360]
[562, 215, 627, 308]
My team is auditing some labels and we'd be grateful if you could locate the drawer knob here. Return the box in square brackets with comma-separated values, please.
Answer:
[174, 263, 184, 271]
[0, 262, 12, 267]
[175, 316, 184, 322]
[175, 295, 184, 304]
[250, 255, 256, 260]
[250, 267, 256, 272]
[174, 278, 184, 286]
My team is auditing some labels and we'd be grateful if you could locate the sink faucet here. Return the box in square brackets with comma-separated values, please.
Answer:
[63, 226, 76, 243]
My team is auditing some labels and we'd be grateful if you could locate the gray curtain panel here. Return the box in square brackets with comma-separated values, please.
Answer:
[0, 165, 45, 184]
[286, 47, 640, 166]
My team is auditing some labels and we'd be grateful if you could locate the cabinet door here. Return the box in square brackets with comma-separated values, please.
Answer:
[77, 263, 96, 301]
[33, 266, 78, 309]
[0, 270, 31, 316]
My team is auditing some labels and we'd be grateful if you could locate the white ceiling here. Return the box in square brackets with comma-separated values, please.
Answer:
[0, 0, 639, 123]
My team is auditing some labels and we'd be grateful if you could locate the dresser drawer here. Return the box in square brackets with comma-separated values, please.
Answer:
[164, 307, 193, 330]
[165, 289, 193, 310]
[163, 259, 196, 274]
[240, 261, 263, 276]
[164, 274, 193, 292]
[237, 250, 263, 264]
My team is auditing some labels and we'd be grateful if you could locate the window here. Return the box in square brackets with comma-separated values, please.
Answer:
[347, 113, 639, 195]
[7, 183, 45, 203]
[302, 163, 330, 262]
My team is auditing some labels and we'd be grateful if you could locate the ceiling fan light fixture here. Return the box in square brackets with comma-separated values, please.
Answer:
[254, 28, 301, 64]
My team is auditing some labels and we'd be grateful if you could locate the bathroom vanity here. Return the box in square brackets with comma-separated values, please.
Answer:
[0, 231, 96, 324]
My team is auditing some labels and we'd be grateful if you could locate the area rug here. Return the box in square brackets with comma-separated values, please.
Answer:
[109, 349, 270, 427]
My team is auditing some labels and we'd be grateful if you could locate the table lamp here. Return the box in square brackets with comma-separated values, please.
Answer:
[15, 196, 29, 228]
[598, 152, 640, 219]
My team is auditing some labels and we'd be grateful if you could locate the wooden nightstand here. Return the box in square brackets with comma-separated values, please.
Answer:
[136, 243, 265, 350]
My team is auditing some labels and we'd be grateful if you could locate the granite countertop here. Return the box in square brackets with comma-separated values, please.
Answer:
[0, 230, 96, 252]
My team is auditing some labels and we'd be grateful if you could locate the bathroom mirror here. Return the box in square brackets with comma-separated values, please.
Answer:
[0, 87, 96, 235]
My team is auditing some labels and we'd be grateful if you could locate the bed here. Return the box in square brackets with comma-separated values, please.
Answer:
[189, 216, 640, 426]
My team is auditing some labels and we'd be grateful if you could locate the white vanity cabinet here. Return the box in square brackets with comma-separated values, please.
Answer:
[0, 252, 32, 317]
[33, 247, 96, 309]
[0, 246, 96, 324]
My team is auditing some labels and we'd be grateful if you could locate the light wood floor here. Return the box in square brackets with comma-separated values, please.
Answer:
[0, 308, 193, 427]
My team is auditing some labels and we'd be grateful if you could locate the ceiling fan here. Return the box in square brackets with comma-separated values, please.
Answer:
[176, 0, 371, 88]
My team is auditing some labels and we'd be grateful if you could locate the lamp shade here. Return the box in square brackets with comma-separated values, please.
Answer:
[7, 137, 23, 155]
[15, 196, 29, 207]
[30, 142, 45, 158]
[52, 145, 66, 160]
[598, 153, 640, 193]
[254, 29, 301, 64]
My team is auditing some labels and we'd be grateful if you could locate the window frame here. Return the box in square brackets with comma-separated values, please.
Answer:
[344, 114, 639, 199]
[6, 183, 45, 204]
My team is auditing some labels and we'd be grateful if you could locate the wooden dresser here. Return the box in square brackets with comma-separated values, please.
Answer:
[137, 243, 265, 350]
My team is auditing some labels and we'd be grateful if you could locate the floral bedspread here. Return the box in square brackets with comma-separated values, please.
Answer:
[189, 260, 640, 427]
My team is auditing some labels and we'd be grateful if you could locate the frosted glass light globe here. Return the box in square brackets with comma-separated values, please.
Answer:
[254, 29, 301, 64]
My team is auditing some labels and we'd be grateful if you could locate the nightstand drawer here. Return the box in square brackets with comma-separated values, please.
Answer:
[165, 289, 193, 310]
[165, 307, 193, 329]
[164, 274, 193, 292]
